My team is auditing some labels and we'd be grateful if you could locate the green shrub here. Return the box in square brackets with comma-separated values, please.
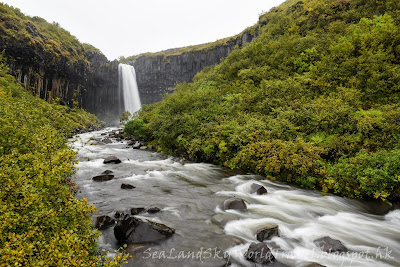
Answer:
[124, 119, 146, 138]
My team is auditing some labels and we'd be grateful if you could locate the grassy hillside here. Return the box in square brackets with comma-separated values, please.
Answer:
[139, 0, 400, 202]
[0, 3, 88, 64]
[0, 54, 127, 266]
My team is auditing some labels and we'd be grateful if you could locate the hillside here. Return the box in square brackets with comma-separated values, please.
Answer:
[139, 0, 400, 202]
[0, 3, 120, 116]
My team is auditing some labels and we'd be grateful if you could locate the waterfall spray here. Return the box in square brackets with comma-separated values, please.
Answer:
[118, 64, 141, 115]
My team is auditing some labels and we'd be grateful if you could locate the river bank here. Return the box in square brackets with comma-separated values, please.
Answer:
[71, 128, 400, 267]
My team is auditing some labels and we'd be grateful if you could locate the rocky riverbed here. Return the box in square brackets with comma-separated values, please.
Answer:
[71, 128, 400, 267]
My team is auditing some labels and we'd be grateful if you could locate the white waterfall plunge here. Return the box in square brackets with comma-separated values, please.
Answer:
[118, 63, 141, 115]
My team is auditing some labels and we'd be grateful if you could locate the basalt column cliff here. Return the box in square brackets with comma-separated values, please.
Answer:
[128, 22, 265, 105]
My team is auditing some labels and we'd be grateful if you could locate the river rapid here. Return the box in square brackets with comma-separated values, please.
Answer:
[71, 129, 400, 267]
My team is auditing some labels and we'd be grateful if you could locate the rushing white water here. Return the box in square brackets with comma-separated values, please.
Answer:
[71, 130, 400, 267]
[118, 64, 141, 115]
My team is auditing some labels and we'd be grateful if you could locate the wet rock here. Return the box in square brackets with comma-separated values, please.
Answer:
[147, 207, 161, 214]
[95, 215, 116, 230]
[102, 138, 112, 144]
[314, 236, 348, 253]
[114, 215, 175, 244]
[391, 201, 400, 211]
[121, 183, 136, 189]
[250, 183, 268, 195]
[148, 145, 153, 150]
[93, 174, 114, 181]
[257, 226, 280, 241]
[244, 242, 275, 265]
[114, 210, 126, 219]
[131, 207, 145, 215]
[223, 198, 247, 210]
[103, 156, 121, 164]
[139, 146, 148, 150]
[132, 141, 141, 149]
[100, 133, 107, 136]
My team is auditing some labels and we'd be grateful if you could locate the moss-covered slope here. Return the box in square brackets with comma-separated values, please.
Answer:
[140, 0, 400, 202]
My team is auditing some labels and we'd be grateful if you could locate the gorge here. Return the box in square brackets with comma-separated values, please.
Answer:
[1, 0, 400, 266]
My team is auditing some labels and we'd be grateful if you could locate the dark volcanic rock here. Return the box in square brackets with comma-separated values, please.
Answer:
[121, 183, 136, 189]
[102, 170, 113, 175]
[93, 174, 114, 181]
[147, 207, 161, 214]
[95, 215, 116, 230]
[103, 156, 121, 164]
[114, 215, 175, 244]
[314, 236, 348, 253]
[223, 198, 247, 210]
[250, 183, 268, 195]
[257, 226, 280, 241]
[130, 207, 145, 215]
[132, 141, 141, 149]
[244, 242, 275, 265]
[114, 210, 126, 219]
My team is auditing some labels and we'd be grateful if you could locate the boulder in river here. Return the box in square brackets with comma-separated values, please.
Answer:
[250, 183, 268, 195]
[223, 198, 247, 210]
[257, 226, 280, 241]
[147, 207, 161, 214]
[244, 242, 275, 265]
[93, 174, 114, 181]
[102, 170, 113, 175]
[132, 141, 141, 149]
[131, 207, 145, 215]
[95, 215, 116, 230]
[313, 236, 348, 253]
[114, 215, 175, 243]
[139, 146, 148, 150]
[121, 183, 136, 189]
[103, 156, 121, 164]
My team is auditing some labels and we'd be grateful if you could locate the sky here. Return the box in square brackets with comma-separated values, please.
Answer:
[1, 0, 286, 60]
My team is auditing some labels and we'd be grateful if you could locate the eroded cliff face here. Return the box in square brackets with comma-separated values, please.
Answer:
[0, 29, 119, 117]
[81, 52, 120, 117]
[130, 27, 262, 104]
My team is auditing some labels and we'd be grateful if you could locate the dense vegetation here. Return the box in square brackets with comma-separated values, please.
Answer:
[0, 55, 127, 266]
[139, 0, 400, 202]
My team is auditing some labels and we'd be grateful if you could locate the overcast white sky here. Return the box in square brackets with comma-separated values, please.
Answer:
[1, 0, 286, 60]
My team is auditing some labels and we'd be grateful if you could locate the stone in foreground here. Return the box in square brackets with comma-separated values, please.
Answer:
[244, 242, 275, 265]
[257, 226, 280, 241]
[103, 156, 121, 164]
[250, 183, 268, 195]
[95, 215, 116, 230]
[114, 215, 175, 244]
[313, 236, 348, 253]
[93, 174, 114, 181]
[223, 198, 247, 210]
[121, 183, 136, 189]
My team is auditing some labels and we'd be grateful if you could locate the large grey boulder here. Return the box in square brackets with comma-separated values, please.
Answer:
[114, 215, 175, 244]
[223, 198, 247, 210]
[314, 236, 348, 253]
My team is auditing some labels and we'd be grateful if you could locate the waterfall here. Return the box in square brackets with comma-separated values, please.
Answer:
[118, 63, 141, 115]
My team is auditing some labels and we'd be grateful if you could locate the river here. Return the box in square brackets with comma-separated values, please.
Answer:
[71, 129, 400, 267]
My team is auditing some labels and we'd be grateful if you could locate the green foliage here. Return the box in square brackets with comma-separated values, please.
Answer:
[0, 3, 103, 66]
[0, 57, 126, 266]
[124, 119, 146, 139]
[141, 0, 400, 201]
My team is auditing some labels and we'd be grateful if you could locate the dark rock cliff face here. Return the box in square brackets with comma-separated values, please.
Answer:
[130, 26, 263, 105]
[1, 31, 119, 117]
[81, 52, 120, 117]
